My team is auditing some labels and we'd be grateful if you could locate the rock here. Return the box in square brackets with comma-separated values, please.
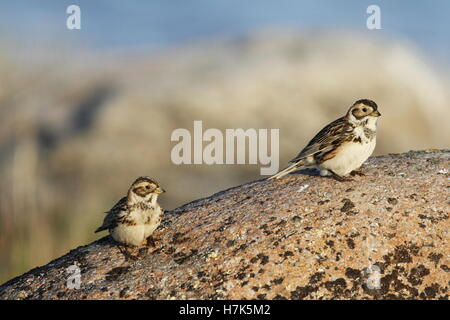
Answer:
[3, 31, 450, 283]
[0, 150, 448, 300]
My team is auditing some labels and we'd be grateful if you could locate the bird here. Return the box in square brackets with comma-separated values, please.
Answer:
[95, 176, 165, 258]
[269, 99, 381, 181]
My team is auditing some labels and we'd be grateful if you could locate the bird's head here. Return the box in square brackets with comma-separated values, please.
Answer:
[128, 176, 165, 204]
[346, 99, 381, 125]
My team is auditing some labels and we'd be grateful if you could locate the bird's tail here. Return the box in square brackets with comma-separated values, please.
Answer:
[268, 162, 302, 180]
[94, 226, 106, 233]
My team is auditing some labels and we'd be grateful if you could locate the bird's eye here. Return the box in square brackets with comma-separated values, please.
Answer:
[145, 185, 150, 189]
[362, 108, 367, 112]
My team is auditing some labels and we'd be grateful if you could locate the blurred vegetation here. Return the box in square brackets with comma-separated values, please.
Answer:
[0, 30, 449, 283]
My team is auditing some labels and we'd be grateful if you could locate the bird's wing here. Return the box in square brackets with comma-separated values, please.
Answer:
[95, 196, 128, 233]
[289, 117, 354, 164]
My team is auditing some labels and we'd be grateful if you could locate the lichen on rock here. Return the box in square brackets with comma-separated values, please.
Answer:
[0, 150, 449, 300]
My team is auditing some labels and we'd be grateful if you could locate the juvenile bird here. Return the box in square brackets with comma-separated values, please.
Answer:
[269, 99, 381, 181]
[95, 176, 165, 258]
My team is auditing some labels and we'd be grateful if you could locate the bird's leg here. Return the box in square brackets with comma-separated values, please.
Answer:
[330, 170, 353, 182]
[139, 236, 157, 256]
[146, 235, 156, 248]
[118, 244, 138, 261]
[118, 243, 128, 257]
[129, 247, 140, 260]
[350, 169, 365, 176]
[138, 246, 149, 257]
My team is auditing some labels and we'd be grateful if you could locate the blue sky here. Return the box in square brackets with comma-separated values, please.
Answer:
[0, 1, 449, 62]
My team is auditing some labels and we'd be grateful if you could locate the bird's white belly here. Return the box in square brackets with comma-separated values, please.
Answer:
[320, 138, 376, 176]
[111, 225, 146, 246]
[144, 207, 162, 238]
[110, 206, 162, 246]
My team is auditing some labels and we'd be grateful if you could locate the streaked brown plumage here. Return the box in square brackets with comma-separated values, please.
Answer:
[270, 99, 381, 180]
[95, 176, 165, 250]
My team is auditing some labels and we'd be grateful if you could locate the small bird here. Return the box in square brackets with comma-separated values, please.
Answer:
[95, 176, 165, 258]
[269, 99, 381, 181]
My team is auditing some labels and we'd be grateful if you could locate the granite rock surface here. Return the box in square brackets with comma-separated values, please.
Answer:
[0, 150, 449, 300]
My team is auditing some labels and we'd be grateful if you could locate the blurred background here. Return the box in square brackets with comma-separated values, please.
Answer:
[0, 0, 449, 283]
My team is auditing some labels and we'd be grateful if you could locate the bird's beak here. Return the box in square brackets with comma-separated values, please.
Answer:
[370, 110, 381, 117]
[155, 187, 165, 194]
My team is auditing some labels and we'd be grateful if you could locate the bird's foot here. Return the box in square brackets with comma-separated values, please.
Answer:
[146, 235, 156, 248]
[118, 245, 139, 261]
[138, 247, 149, 257]
[350, 169, 365, 177]
[333, 176, 353, 182]
[330, 171, 353, 182]
[138, 236, 159, 256]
